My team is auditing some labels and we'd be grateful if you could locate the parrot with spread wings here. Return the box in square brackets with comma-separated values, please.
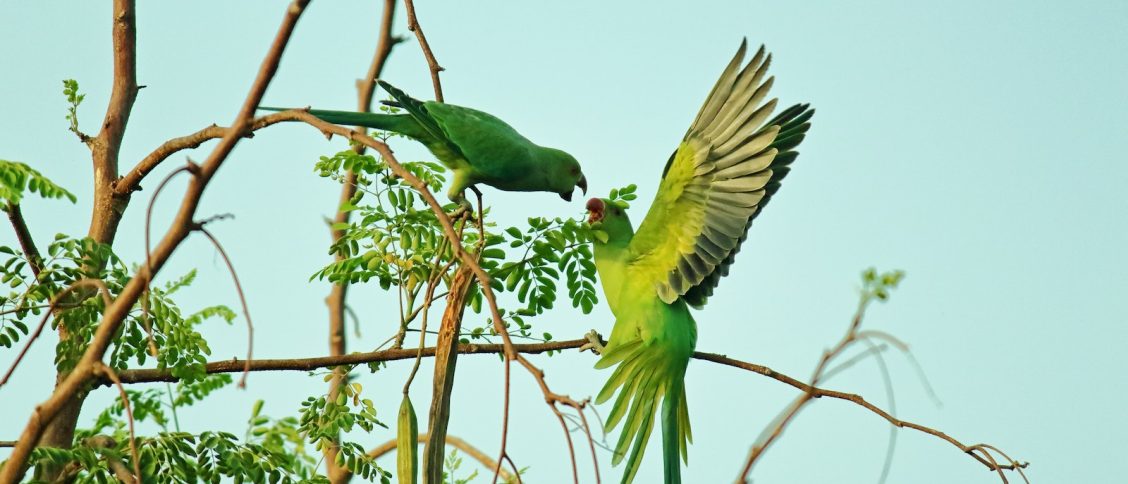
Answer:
[262, 81, 587, 208]
[584, 40, 814, 483]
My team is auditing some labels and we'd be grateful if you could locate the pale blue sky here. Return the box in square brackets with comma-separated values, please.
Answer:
[2, 1, 1126, 482]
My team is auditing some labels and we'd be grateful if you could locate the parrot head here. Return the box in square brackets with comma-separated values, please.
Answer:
[544, 148, 587, 201]
[585, 197, 633, 243]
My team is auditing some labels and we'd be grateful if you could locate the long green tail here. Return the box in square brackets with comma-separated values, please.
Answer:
[596, 336, 693, 483]
[257, 106, 428, 139]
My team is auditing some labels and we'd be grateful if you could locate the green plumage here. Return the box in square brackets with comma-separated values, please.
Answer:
[586, 40, 814, 483]
[261, 81, 587, 205]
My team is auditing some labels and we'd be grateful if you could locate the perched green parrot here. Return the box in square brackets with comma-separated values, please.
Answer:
[262, 81, 587, 207]
[584, 40, 814, 483]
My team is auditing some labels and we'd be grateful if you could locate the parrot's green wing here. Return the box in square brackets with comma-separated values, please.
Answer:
[629, 40, 813, 307]
[421, 102, 537, 181]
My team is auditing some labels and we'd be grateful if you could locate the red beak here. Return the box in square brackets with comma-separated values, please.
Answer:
[586, 198, 604, 223]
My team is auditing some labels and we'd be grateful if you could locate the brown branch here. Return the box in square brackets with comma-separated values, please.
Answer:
[369, 433, 513, 482]
[402, 0, 444, 102]
[115, 114, 316, 196]
[5, 203, 42, 276]
[0, 2, 311, 481]
[109, 338, 589, 385]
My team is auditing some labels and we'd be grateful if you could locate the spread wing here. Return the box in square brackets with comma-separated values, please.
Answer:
[628, 40, 814, 307]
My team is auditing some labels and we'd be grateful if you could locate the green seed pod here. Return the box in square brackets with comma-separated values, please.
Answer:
[396, 395, 418, 484]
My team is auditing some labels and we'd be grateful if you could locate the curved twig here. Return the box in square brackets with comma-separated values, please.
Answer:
[369, 433, 512, 482]
[93, 363, 140, 483]
[195, 225, 253, 388]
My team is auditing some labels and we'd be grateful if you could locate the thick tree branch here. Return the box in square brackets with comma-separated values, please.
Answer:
[38, 0, 141, 470]
[0, 2, 311, 481]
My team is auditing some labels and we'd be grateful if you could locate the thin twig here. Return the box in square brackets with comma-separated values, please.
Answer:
[93, 362, 141, 483]
[142, 163, 195, 356]
[196, 226, 253, 388]
[0, 278, 113, 387]
[402, 0, 444, 102]
[403, 239, 455, 394]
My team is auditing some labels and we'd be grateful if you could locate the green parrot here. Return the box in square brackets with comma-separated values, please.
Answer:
[584, 40, 813, 483]
[261, 81, 587, 207]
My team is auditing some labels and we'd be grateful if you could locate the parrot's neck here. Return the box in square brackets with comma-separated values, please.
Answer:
[592, 236, 632, 315]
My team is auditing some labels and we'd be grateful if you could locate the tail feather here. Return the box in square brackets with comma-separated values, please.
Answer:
[257, 106, 422, 136]
[596, 338, 691, 484]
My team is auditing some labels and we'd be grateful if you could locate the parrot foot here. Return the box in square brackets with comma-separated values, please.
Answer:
[448, 205, 479, 225]
[579, 330, 606, 355]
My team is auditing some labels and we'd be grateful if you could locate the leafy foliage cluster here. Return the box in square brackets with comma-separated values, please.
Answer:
[311, 147, 601, 347]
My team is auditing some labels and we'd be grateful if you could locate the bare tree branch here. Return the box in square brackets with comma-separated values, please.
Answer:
[110, 339, 589, 384]
[403, 0, 444, 102]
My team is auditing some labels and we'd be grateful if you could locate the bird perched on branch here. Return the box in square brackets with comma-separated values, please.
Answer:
[583, 39, 814, 483]
[262, 81, 587, 209]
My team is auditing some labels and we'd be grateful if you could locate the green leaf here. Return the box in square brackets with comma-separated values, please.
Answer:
[0, 159, 77, 205]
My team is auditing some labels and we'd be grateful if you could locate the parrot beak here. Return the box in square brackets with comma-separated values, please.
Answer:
[560, 190, 573, 202]
[577, 174, 588, 196]
[586, 198, 605, 224]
